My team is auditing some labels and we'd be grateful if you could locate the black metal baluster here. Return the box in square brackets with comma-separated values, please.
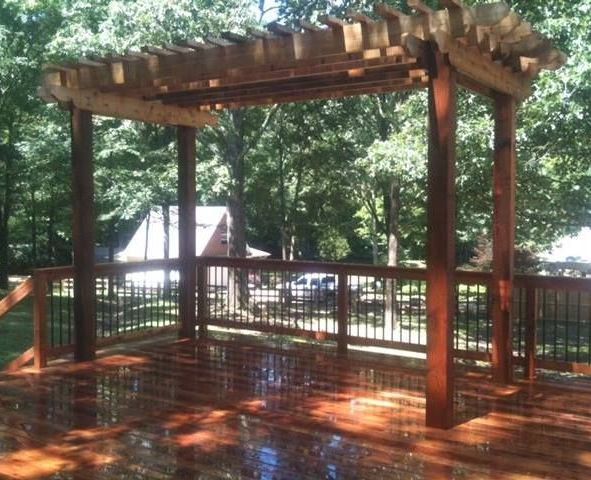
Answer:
[542, 290, 547, 359]
[576, 291, 581, 363]
[66, 279, 72, 345]
[417, 280, 422, 345]
[565, 291, 570, 362]
[553, 290, 559, 361]
[49, 281, 55, 347]
[58, 280, 63, 346]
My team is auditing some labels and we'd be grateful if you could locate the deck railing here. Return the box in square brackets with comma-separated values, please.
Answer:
[3, 256, 590, 375]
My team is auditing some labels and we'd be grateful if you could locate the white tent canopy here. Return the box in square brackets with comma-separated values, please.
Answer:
[117, 206, 270, 262]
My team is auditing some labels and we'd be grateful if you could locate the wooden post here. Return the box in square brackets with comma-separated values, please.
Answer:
[178, 126, 197, 339]
[71, 107, 96, 362]
[197, 263, 208, 339]
[492, 93, 517, 384]
[524, 286, 538, 380]
[33, 272, 48, 369]
[337, 272, 348, 355]
[426, 46, 456, 430]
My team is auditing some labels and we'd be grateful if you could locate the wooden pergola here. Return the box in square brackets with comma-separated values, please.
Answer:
[38, 0, 564, 429]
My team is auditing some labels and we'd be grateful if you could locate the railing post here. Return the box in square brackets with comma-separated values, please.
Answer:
[197, 263, 208, 339]
[337, 272, 348, 355]
[33, 272, 48, 369]
[177, 126, 197, 339]
[524, 285, 538, 380]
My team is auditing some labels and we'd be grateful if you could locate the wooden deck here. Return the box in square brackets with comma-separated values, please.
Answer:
[1, 334, 590, 479]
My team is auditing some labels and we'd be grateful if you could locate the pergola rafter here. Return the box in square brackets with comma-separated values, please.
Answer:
[40, 1, 564, 118]
[37, 1, 565, 431]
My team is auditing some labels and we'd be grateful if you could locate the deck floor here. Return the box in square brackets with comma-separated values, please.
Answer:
[1, 335, 590, 479]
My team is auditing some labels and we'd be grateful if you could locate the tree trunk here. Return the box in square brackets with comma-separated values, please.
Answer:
[289, 234, 296, 260]
[162, 203, 171, 293]
[143, 210, 151, 261]
[0, 209, 8, 289]
[30, 190, 38, 267]
[281, 226, 290, 261]
[46, 193, 56, 265]
[0, 138, 15, 290]
[384, 178, 400, 339]
[371, 214, 380, 265]
[225, 110, 249, 310]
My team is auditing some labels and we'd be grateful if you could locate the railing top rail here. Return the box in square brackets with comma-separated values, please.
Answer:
[31, 255, 591, 292]
[35, 257, 182, 280]
[514, 273, 591, 292]
[196, 256, 430, 280]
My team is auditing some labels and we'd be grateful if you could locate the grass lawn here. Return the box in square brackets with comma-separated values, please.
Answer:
[0, 295, 34, 369]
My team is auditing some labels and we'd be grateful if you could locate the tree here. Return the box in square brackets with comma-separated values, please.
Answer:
[0, 0, 61, 286]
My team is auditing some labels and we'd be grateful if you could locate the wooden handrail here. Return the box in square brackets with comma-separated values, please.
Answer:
[32, 257, 591, 292]
[36, 258, 183, 280]
[197, 256, 430, 279]
[0, 277, 34, 319]
[514, 274, 591, 292]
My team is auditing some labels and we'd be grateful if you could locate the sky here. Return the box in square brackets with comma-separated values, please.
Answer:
[543, 228, 591, 263]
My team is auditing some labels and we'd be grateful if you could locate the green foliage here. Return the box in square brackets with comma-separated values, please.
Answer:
[317, 227, 351, 261]
[0, 0, 590, 279]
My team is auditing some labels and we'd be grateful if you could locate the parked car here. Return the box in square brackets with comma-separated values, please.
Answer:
[279, 273, 337, 301]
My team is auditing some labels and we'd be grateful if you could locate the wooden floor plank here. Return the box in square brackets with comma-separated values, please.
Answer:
[1, 334, 591, 479]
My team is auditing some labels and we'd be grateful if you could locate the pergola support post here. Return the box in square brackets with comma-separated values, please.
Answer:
[178, 126, 197, 339]
[71, 107, 96, 362]
[426, 46, 457, 430]
[492, 93, 517, 384]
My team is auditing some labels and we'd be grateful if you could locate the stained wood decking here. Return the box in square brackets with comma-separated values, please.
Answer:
[1, 335, 590, 479]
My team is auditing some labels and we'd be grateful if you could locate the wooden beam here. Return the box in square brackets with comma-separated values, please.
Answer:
[0, 278, 33, 318]
[346, 11, 373, 24]
[439, 0, 465, 8]
[492, 93, 516, 384]
[216, 77, 427, 109]
[337, 272, 349, 356]
[407, 0, 434, 15]
[4, 347, 34, 372]
[33, 273, 48, 369]
[162, 66, 423, 106]
[149, 53, 420, 100]
[444, 36, 531, 99]
[40, 86, 217, 128]
[205, 36, 235, 47]
[71, 107, 96, 362]
[319, 15, 348, 28]
[299, 20, 323, 32]
[220, 32, 250, 44]
[524, 286, 538, 380]
[197, 264, 208, 339]
[267, 21, 298, 36]
[178, 126, 197, 340]
[375, 3, 406, 20]
[426, 45, 456, 430]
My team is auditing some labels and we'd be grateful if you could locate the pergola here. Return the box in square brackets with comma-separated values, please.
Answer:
[38, 0, 564, 429]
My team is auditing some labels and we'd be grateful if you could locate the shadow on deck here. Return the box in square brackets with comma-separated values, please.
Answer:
[0, 333, 590, 479]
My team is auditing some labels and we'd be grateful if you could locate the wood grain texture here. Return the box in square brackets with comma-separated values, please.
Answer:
[0, 277, 33, 319]
[426, 46, 457, 430]
[33, 273, 48, 369]
[1, 335, 590, 479]
[70, 107, 96, 362]
[177, 126, 197, 339]
[40, 86, 217, 127]
[492, 93, 517, 384]
[40, 3, 565, 109]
